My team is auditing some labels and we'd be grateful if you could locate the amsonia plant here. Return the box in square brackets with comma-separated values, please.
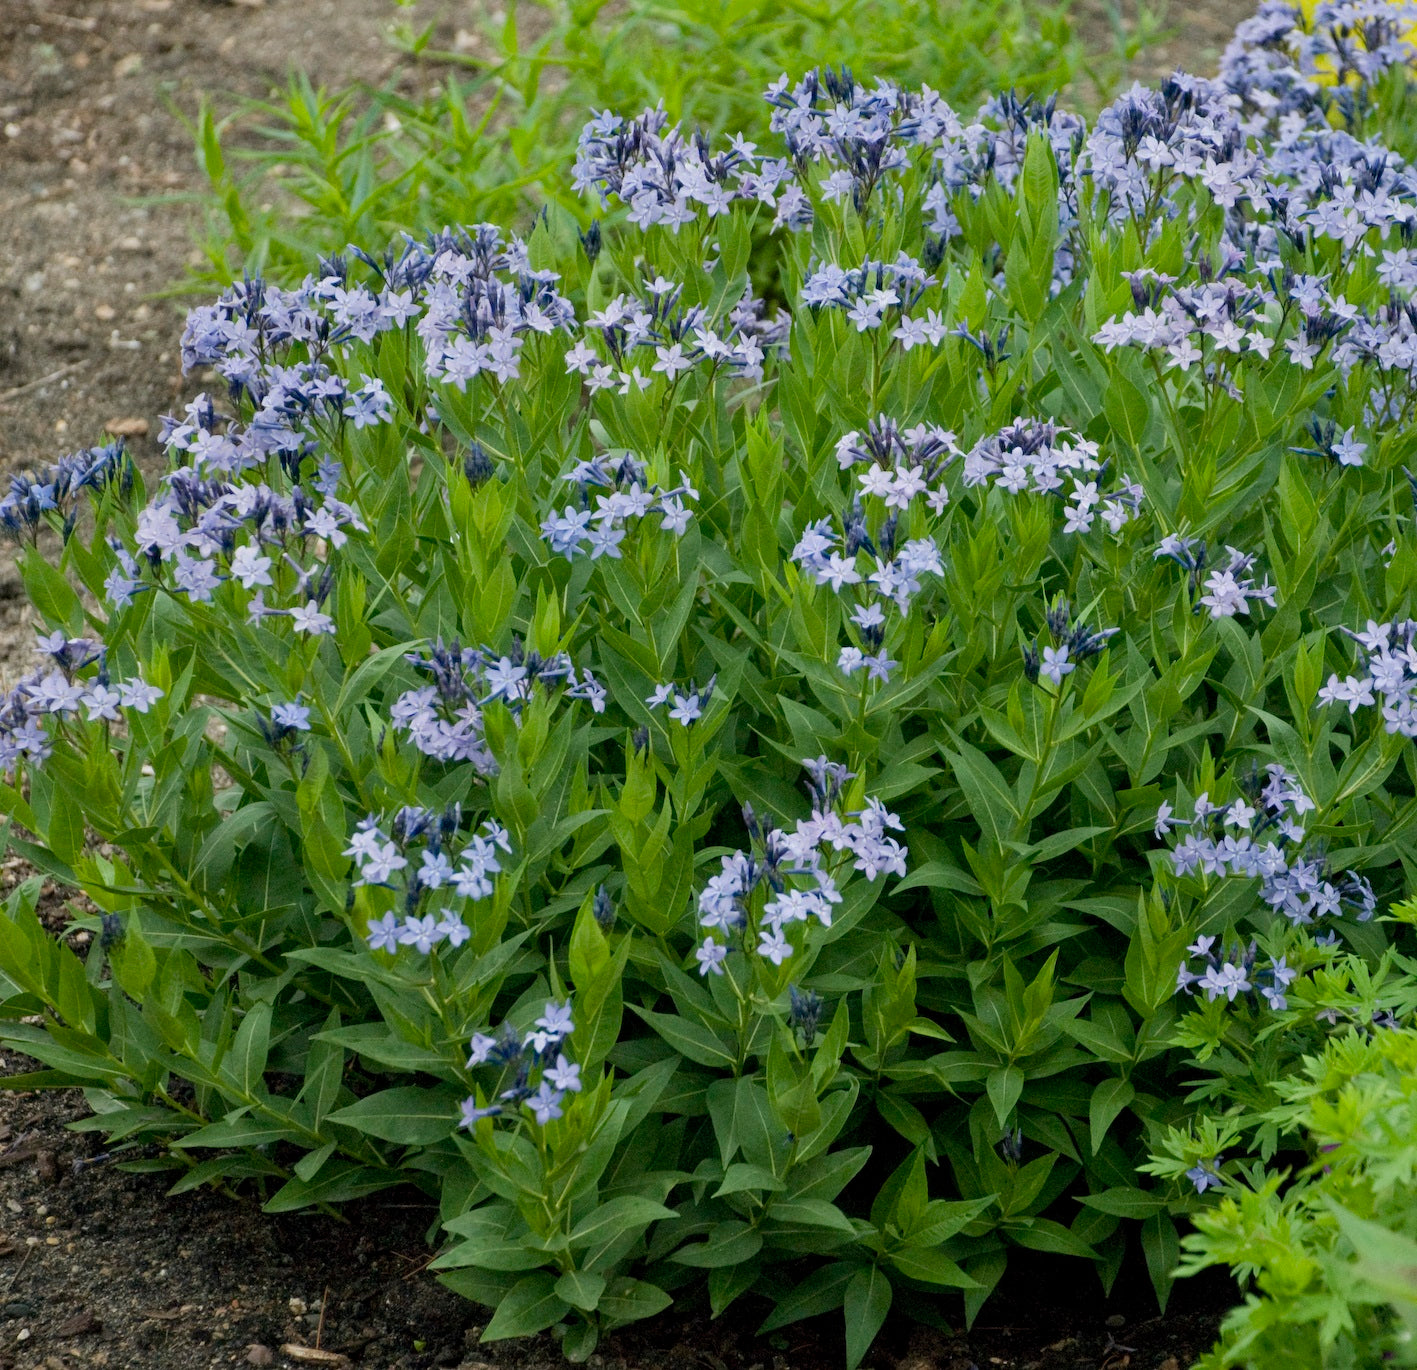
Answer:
[3, 2, 1417, 1362]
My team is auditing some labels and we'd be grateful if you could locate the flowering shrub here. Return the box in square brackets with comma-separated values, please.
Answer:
[4, 3, 1417, 1362]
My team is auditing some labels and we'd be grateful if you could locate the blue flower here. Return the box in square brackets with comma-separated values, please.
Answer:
[528, 1081, 565, 1125]
[270, 701, 311, 732]
[459, 1098, 502, 1128]
[398, 913, 443, 954]
[1040, 645, 1076, 685]
[366, 912, 401, 954]
[544, 1053, 582, 1093]
[466, 1032, 498, 1067]
[1186, 1159, 1224, 1194]
[695, 937, 728, 976]
[535, 1000, 575, 1039]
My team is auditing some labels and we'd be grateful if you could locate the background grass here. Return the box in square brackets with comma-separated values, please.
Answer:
[184, 0, 1166, 288]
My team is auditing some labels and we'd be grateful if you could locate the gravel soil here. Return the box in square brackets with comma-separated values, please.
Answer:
[0, 1, 1245, 1366]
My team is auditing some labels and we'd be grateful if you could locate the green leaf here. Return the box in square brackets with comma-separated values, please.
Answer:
[174, 1113, 301, 1149]
[300, 1009, 345, 1129]
[108, 924, 157, 1004]
[554, 1269, 606, 1312]
[568, 1195, 676, 1252]
[1005, 1217, 1096, 1259]
[481, 1273, 571, 1340]
[261, 1164, 398, 1216]
[708, 1256, 761, 1318]
[942, 741, 1019, 855]
[768, 1022, 822, 1139]
[569, 886, 611, 988]
[888, 1246, 979, 1288]
[1330, 1199, 1417, 1314]
[1141, 1211, 1178, 1309]
[18, 548, 82, 629]
[1089, 1078, 1135, 1155]
[223, 1002, 271, 1098]
[1079, 1187, 1167, 1219]
[46, 788, 85, 867]
[327, 1084, 463, 1144]
[714, 1163, 785, 1198]
[629, 1007, 736, 1070]
[843, 1265, 892, 1370]
[871, 1146, 928, 1233]
[561, 1319, 598, 1363]
[876, 1090, 934, 1154]
[669, 1220, 764, 1268]
[1103, 358, 1151, 451]
[986, 1065, 1024, 1128]
[768, 1198, 856, 1235]
[598, 1277, 672, 1327]
[758, 1260, 857, 1332]
[293, 1140, 337, 1183]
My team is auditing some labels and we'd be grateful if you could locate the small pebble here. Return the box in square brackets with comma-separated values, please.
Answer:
[246, 1346, 275, 1367]
[1105, 1312, 1126, 1328]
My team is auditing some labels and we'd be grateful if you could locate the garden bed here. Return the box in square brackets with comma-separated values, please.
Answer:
[0, 1051, 1233, 1370]
[0, 1, 1355, 1368]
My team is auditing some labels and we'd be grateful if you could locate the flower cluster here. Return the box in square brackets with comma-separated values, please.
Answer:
[1153, 536, 1277, 618]
[961, 418, 1142, 535]
[108, 392, 370, 633]
[1316, 618, 1417, 738]
[694, 757, 906, 974]
[0, 633, 163, 776]
[258, 697, 314, 755]
[800, 254, 936, 333]
[572, 105, 762, 227]
[413, 227, 577, 389]
[787, 416, 957, 684]
[1085, 77, 1261, 223]
[1020, 598, 1120, 687]
[353, 805, 512, 954]
[1176, 934, 1300, 1010]
[1156, 763, 1377, 925]
[391, 638, 607, 772]
[1221, 0, 1417, 112]
[567, 278, 786, 390]
[558, 41, 1417, 477]
[461, 999, 581, 1127]
[539, 452, 698, 561]
[791, 511, 943, 685]
[1094, 273, 1280, 376]
[834, 414, 958, 508]
[0, 440, 133, 545]
[767, 67, 961, 214]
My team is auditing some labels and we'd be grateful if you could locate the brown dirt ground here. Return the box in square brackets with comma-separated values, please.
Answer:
[0, 1, 1247, 1366]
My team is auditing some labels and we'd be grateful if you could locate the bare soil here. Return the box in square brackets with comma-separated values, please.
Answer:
[0, 1, 1246, 1366]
